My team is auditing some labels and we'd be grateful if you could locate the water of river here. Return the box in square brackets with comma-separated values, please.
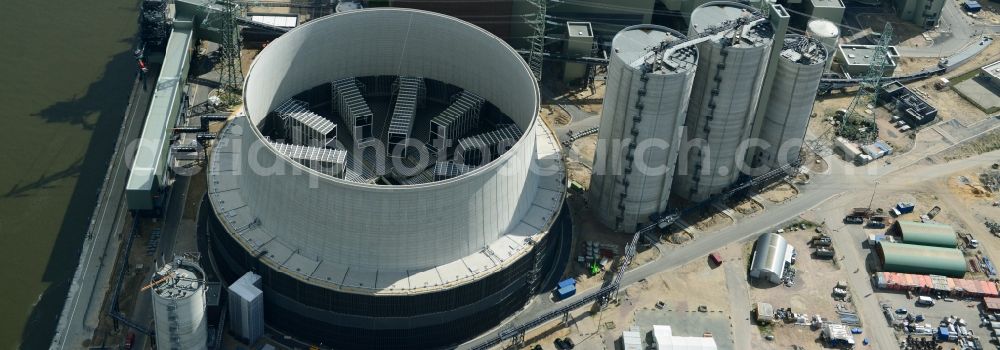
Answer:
[0, 1, 138, 348]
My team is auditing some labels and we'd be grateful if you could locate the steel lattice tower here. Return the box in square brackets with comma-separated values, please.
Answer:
[525, 0, 547, 81]
[218, 0, 244, 94]
[839, 23, 893, 144]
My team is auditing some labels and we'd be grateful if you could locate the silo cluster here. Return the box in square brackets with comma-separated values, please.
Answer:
[673, 2, 775, 202]
[590, 2, 829, 232]
[590, 25, 698, 232]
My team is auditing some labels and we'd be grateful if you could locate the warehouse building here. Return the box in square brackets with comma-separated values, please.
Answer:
[891, 221, 958, 248]
[876, 242, 966, 277]
[749, 233, 794, 284]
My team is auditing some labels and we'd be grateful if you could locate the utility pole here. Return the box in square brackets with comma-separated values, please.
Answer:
[839, 23, 894, 145]
[525, 0, 548, 81]
[217, 0, 244, 103]
[868, 180, 879, 211]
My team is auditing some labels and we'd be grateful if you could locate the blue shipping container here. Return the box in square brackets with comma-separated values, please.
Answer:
[557, 278, 576, 289]
[938, 327, 949, 341]
[896, 203, 915, 214]
[557, 285, 576, 299]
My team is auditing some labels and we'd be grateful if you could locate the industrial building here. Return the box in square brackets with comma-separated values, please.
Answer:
[894, 0, 946, 27]
[876, 242, 967, 277]
[836, 44, 900, 78]
[981, 61, 1000, 88]
[150, 257, 208, 350]
[754, 35, 828, 169]
[651, 325, 719, 350]
[227, 272, 263, 344]
[204, 9, 567, 349]
[563, 22, 595, 83]
[125, 18, 196, 212]
[880, 81, 938, 127]
[786, 0, 845, 28]
[673, 2, 774, 202]
[749, 233, 793, 284]
[589, 25, 698, 232]
[891, 221, 958, 248]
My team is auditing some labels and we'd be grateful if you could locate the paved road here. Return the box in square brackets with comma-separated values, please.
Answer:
[724, 262, 753, 350]
[50, 72, 155, 350]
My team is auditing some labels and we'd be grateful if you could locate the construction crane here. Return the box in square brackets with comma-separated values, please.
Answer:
[839, 23, 894, 144]
[140, 272, 174, 292]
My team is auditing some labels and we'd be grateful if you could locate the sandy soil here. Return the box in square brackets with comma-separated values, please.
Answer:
[747, 227, 859, 350]
[540, 104, 572, 127]
[566, 80, 606, 115]
[761, 182, 800, 204]
[729, 197, 764, 215]
[562, 194, 661, 293]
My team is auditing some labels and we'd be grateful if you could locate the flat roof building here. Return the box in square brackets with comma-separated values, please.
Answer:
[981, 61, 1000, 87]
[835, 44, 900, 78]
[651, 325, 718, 350]
[876, 242, 966, 277]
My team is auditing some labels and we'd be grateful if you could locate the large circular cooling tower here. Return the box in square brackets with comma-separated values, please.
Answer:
[205, 8, 567, 349]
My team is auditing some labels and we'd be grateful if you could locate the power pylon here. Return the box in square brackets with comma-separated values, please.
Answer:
[525, 0, 547, 81]
[839, 23, 893, 144]
[217, 0, 244, 95]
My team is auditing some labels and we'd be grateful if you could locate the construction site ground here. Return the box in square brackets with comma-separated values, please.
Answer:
[562, 193, 660, 294]
[521, 243, 738, 350]
[854, 14, 935, 49]
[903, 38, 1000, 126]
[745, 224, 863, 350]
[760, 182, 799, 204]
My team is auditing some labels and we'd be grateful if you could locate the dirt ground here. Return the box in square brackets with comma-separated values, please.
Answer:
[563, 194, 660, 292]
[566, 80, 606, 115]
[686, 210, 735, 232]
[746, 228, 861, 349]
[540, 104, 572, 127]
[760, 182, 800, 204]
[728, 197, 764, 216]
[941, 128, 1000, 161]
[854, 14, 933, 47]
[905, 39, 1000, 126]
[522, 242, 732, 350]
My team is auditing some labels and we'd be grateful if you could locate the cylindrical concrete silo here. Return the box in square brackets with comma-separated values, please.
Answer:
[672, 2, 773, 202]
[755, 35, 827, 169]
[590, 25, 698, 232]
[806, 19, 839, 70]
[151, 258, 208, 350]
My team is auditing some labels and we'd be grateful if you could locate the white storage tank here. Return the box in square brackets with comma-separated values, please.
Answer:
[673, 2, 773, 202]
[590, 25, 698, 232]
[755, 35, 827, 170]
[806, 19, 839, 70]
[151, 257, 208, 350]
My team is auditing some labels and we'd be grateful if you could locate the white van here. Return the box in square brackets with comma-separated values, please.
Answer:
[917, 296, 935, 306]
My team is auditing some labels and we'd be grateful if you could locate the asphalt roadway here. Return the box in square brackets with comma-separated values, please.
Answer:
[49, 70, 155, 350]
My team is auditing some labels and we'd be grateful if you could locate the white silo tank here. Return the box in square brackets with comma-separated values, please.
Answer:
[806, 19, 839, 70]
[590, 25, 698, 232]
[756, 35, 828, 170]
[151, 258, 208, 350]
[672, 2, 773, 202]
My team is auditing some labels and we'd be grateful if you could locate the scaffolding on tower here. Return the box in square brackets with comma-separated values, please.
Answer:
[838, 23, 893, 144]
[525, 0, 547, 81]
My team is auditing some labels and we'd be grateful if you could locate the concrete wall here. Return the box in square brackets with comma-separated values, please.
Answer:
[236, 9, 540, 270]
